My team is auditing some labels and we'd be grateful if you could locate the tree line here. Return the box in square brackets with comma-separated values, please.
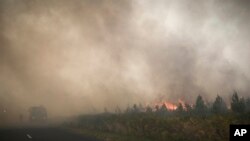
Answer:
[120, 91, 250, 117]
[69, 91, 250, 141]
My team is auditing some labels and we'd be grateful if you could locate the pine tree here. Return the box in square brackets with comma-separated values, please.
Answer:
[158, 104, 168, 116]
[133, 104, 139, 113]
[195, 95, 207, 116]
[212, 95, 227, 114]
[160, 104, 167, 112]
[231, 91, 246, 113]
[185, 103, 192, 114]
[176, 103, 184, 115]
[146, 106, 153, 113]
[246, 98, 250, 112]
[155, 105, 160, 112]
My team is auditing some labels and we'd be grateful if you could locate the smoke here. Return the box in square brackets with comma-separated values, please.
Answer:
[1, 0, 250, 122]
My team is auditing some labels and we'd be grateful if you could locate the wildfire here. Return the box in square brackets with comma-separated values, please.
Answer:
[178, 99, 186, 107]
[163, 102, 177, 110]
[154, 101, 177, 111]
[153, 99, 187, 111]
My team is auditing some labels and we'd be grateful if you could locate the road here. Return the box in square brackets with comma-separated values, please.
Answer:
[0, 127, 100, 141]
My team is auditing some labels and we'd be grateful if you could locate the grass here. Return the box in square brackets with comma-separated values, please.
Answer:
[63, 112, 250, 141]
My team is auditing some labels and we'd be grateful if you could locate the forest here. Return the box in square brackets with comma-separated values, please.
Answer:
[64, 91, 250, 141]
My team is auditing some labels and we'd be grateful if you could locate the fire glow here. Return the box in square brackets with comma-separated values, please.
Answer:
[154, 101, 177, 111]
[163, 102, 177, 110]
[153, 99, 187, 111]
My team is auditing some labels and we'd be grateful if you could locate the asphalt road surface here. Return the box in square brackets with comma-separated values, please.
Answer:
[0, 127, 100, 141]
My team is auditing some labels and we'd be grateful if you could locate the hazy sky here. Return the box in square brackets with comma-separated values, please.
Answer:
[1, 0, 250, 120]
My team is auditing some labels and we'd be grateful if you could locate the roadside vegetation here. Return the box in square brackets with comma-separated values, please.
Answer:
[64, 91, 250, 141]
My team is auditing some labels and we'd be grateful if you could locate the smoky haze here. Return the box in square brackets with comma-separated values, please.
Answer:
[1, 0, 250, 124]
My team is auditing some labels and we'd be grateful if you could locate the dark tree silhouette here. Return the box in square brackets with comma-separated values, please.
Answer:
[155, 105, 160, 112]
[160, 104, 167, 112]
[212, 95, 227, 114]
[185, 103, 192, 114]
[133, 104, 140, 113]
[146, 106, 153, 113]
[195, 95, 207, 116]
[157, 104, 168, 116]
[231, 91, 246, 113]
[176, 103, 184, 115]
[246, 98, 250, 113]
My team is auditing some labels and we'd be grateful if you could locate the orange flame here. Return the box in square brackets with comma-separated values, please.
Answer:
[152, 99, 190, 111]
[154, 101, 177, 111]
[163, 102, 177, 110]
[178, 99, 187, 109]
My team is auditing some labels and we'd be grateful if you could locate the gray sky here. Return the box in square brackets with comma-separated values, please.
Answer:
[1, 0, 250, 120]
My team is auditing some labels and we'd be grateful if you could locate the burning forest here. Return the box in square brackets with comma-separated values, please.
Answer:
[64, 92, 250, 141]
[1, 0, 250, 141]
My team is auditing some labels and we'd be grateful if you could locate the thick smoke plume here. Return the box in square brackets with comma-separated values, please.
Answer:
[1, 0, 250, 123]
